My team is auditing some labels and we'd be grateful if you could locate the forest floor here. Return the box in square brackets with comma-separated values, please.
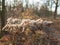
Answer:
[0, 19, 60, 45]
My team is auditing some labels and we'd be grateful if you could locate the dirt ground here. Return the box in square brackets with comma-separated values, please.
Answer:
[0, 19, 60, 45]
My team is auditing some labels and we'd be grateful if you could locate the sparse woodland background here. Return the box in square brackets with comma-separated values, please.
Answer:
[0, 0, 60, 29]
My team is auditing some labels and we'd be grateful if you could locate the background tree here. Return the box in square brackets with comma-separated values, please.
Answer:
[46, 0, 59, 19]
[1, 0, 5, 30]
[0, 0, 2, 11]
[54, 0, 59, 19]
[25, 0, 29, 9]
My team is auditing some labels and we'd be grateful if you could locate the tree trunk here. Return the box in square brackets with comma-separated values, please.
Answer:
[54, 0, 58, 19]
[1, 0, 5, 30]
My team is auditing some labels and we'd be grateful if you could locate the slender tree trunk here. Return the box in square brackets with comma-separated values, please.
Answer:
[25, 0, 29, 9]
[1, 0, 5, 30]
[54, 0, 58, 19]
